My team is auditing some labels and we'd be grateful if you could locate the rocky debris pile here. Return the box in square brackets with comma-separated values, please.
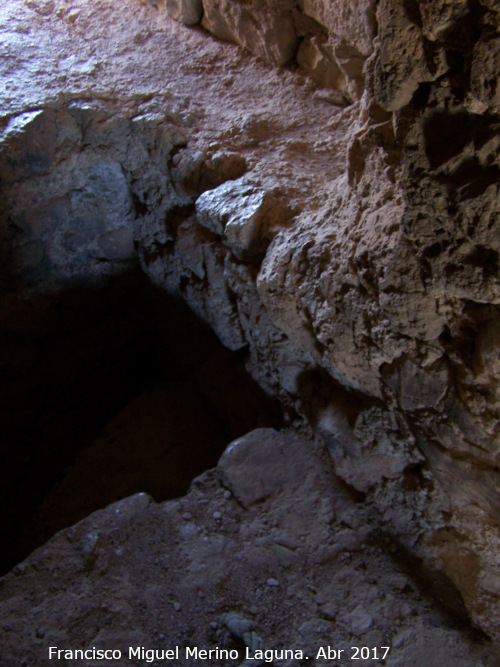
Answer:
[1, 429, 497, 666]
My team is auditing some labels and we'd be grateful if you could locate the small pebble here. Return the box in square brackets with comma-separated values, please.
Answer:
[213, 511, 222, 520]
[267, 578, 279, 587]
[350, 606, 373, 636]
[67, 8, 81, 23]
[173, 602, 181, 612]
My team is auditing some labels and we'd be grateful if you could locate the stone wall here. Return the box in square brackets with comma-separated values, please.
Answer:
[160, 0, 370, 103]
[1, 0, 499, 647]
[153, 0, 500, 642]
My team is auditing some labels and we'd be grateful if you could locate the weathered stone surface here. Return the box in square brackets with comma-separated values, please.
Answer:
[171, 148, 248, 196]
[297, 36, 364, 101]
[471, 36, 500, 114]
[1, 430, 497, 666]
[165, 0, 203, 25]
[25, 0, 54, 16]
[474, 319, 500, 401]
[1, 0, 500, 653]
[0, 105, 185, 286]
[201, 0, 298, 66]
[374, 0, 448, 110]
[298, 0, 376, 56]
[217, 428, 309, 506]
[297, 37, 343, 90]
[0, 109, 58, 183]
[419, 0, 469, 42]
[480, 0, 500, 13]
[196, 177, 286, 261]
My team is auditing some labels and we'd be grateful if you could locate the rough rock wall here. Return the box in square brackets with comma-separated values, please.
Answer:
[0, 102, 184, 440]
[1, 0, 499, 648]
[162, 0, 369, 102]
[155, 0, 500, 642]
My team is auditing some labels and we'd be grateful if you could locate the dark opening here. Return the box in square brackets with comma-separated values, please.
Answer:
[0, 267, 283, 575]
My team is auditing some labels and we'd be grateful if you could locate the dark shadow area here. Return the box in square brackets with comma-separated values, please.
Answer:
[423, 110, 473, 169]
[374, 531, 489, 640]
[449, 156, 500, 199]
[402, 0, 422, 28]
[295, 367, 367, 502]
[423, 111, 500, 202]
[0, 269, 282, 575]
[295, 366, 362, 430]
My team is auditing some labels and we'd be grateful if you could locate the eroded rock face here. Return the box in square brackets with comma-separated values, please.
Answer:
[298, 0, 376, 56]
[1, 0, 500, 655]
[196, 177, 287, 261]
[165, 0, 203, 25]
[198, 0, 372, 99]
[0, 103, 186, 288]
[471, 35, 500, 113]
[296, 36, 365, 102]
[202, 0, 298, 66]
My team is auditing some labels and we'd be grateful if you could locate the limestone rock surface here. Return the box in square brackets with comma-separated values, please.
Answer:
[196, 177, 286, 261]
[165, 0, 203, 25]
[419, 0, 469, 42]
[298, 0, 376, 56]
[297, 36, 364, 101]
[471, 36, 500, 114]
[201, 0, 298, 66]
[217, 428, 311, 506]
[373, 0, 448, 110]
[1, 0, 500, 654]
